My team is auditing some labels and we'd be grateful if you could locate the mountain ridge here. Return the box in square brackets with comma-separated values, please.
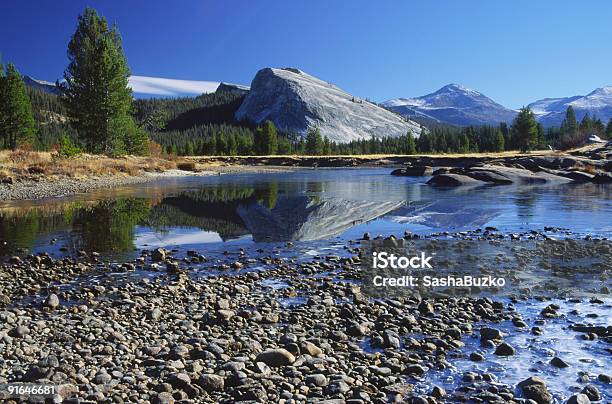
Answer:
[383, 84, 517, 126]
[21, 72, 612, 129]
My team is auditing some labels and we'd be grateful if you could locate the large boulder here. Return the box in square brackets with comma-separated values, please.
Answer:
[235, 67, 422, 143]
[427, 174, 485, 187]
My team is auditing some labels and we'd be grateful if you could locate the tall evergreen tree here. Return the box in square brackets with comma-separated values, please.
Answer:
[560, 106, 578, 136]
[607, 118, 612, 139]
[0, 63, 36, 149]
[59, 7, 148, 155]
[579, 113, 593, 133]
[536, 122, 545, 149]
[305, 126, 323, 155]
[458, 133, 470, 153]
[592, 117, 605, 135]
[493, 128, 505, 152]
[405, 132, 417, 154]
[322, 136, 332, 155]
[511, 107, 538, 152]
[261, 120, 278, 155]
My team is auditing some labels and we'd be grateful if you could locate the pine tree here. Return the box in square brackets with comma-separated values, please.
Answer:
[261, 120, 278, 155]
[606, 118, 612, 139]
[322, 136, 332, 155]
[458, 133, 470, 153]
[405, 132, 417, 154]
[579, 113, 593, 133]
[536, 123, 545, 149]
[59, 7, 148, 155]
[511, 107, 538, 152]
[305, 126, 323, 155]
[493, 129, 505, 152]
[560, 106, 578, 136]
[0, 63, 36, 149]
[592, 117, 605, 135]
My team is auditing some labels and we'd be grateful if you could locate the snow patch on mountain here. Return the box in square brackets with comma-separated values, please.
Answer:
[529, 86, 612, 126]
[383, 84, 517, 126]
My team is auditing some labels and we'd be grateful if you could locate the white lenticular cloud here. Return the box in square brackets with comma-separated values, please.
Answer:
[128, 75, 220, 96]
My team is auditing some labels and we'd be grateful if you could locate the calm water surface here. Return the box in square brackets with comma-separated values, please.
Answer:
[0, 168, 610, 260]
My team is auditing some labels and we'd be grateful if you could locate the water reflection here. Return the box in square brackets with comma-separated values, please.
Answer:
[0, 169, 610, 258]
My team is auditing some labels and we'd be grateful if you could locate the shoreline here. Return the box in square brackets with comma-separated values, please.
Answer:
[0, 166, 299, 202]
[0, 143, 608, 202]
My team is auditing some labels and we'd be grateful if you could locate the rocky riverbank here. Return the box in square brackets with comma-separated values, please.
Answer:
[392, 142, 612, 187]
[0, 230, 609, 403]
[0, 166, 297, 201]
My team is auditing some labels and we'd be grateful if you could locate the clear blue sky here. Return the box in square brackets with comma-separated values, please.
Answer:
[1, 0, 611, 108]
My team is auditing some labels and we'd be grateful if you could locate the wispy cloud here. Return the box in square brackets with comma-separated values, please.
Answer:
[128, 75, 220, 96]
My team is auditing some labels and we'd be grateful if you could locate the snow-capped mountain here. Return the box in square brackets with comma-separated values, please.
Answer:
[23, 75, 249, 98]
[235, 67, 423, 143]
[528, 87, 612, 127]
[22, 75, 60, 95]
[383, 84, 517, 126]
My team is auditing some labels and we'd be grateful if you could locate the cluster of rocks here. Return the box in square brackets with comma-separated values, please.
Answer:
[391, 143, 612, 187]
[0, 239, 609, 403]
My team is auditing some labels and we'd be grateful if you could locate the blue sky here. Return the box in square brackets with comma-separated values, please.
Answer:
[1, 0, 611, 107]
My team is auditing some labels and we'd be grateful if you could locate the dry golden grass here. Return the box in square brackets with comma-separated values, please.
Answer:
[0, 150, 177, 182]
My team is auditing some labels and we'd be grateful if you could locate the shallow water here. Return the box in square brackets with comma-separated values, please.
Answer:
[1, 169, 610, 401]
[0, 168, 610, 260]
[411, 298, 611, 402]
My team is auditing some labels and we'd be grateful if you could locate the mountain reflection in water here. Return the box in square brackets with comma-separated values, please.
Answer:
[0, 169, 610, 258]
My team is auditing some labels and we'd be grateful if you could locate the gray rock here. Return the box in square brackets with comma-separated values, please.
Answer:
[197, 374, 225, 392]
[581, 385, 600, 401]
[566, 394, 590, 404]
[300, 341, 322, 356]
[255, 348, 295, 367]
[469, 352, 485, 362]
[147, 307, 162, 321]
[391, 166, 433, 176]
[44, 294, 60, 309]
[9, 325, 29, 338]
[550, 356, 569, 368]
[427, 173, 485, 187]
[518, 377, 552, 404]
[404, 364, 427, 377]
[431, 386, 446, 398]
[494, 341, 516, 356]
[480, 327, 504, 342]
[94, 372, 112, 385]
[151, 247, 166, 262]
[306, 373, 328, 387]
[235, 67, 422, 143]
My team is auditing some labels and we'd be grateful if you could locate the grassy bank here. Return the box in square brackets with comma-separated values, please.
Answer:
[0, 150, 177, 184]
[0, 147, 585, 184]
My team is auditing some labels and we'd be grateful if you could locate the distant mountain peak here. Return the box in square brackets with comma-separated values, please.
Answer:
[383, 84, 516, 126]
[437, 83, 481, 95]
[529, 86, 612, 126]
